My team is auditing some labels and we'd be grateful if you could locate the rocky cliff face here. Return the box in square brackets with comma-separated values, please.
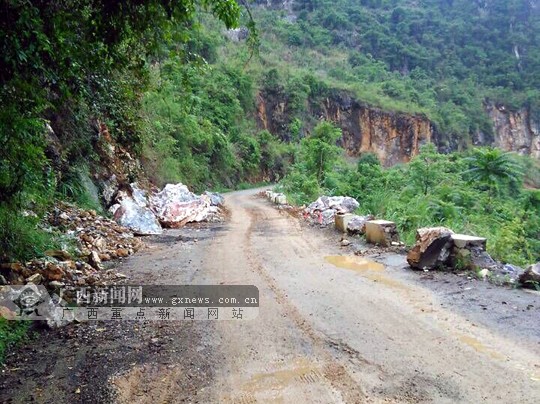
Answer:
[482, 103, 540, 159]
[318, 94, 435, 166]
[256, 91, 540, 164]
[256, 91, 435, 166]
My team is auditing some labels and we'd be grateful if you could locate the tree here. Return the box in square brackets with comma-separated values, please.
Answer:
[408, 143, 447, 196]
[0, 0, 245, 206]
[301, 121, 342, 183]
[464, 147, 523, 195]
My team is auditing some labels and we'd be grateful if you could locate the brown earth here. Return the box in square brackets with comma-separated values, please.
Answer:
[1, 188, 539, 403]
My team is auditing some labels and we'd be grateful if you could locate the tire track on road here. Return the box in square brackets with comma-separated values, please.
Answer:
[244, 207, 368, 403]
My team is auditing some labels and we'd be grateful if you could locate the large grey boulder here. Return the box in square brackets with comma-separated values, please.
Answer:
[346, 215, 374, 235]
[519, 263, 540, 288]
[304, 195, 360, 226]
[113, 196, 162, 235]
[307, 196, 359, 213]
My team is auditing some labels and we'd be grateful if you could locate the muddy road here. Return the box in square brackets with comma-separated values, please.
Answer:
[1, 188, 540, 403]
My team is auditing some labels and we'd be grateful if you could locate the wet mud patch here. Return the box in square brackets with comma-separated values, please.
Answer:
[0, 320, 218, 403]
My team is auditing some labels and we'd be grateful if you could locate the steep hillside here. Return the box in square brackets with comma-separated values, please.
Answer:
[230, 0, 540, 162]
[1, 1, 539, 265]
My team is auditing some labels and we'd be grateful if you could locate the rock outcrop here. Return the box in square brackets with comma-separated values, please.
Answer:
[482, 103, 540, 159]
[256, 91, 540, 165]
[318, 94, 435, 166]
[256, 90, 437, 166]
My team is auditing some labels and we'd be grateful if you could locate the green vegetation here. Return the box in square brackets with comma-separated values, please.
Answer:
[0, 1, 251, 261]
[0, 319, 30, 363]
[1, 1, 539, 266]
[281, 122, 540, 267]
[235, 0, 539, 145]
[141, 40, 293, 191]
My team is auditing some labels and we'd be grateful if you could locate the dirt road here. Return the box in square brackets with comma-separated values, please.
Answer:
[1, 188, 539, 403]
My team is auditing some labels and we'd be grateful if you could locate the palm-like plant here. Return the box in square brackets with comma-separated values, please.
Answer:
[464, 147, 523, 194]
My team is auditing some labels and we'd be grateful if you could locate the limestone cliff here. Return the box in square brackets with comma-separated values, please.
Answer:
[483, 103, 540, 159]
[256, 90, 540, 164]
[256, 90, 435, 166]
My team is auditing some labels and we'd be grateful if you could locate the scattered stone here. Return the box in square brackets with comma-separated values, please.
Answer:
[365, 220, 400, 247]
[340, 239, 351, 247]
[448, 234, 495, 271]
[451, 234, 487, 249]
[274, 193, 287, 205]
[0, 275, 7, 285]
[89, 251, 102, 269]
[26, 273, 43, 284]
[264, 190, 288, 206]
[98, 253, 111, 262]
[503, 264, 523, 275]
[116, 248, 129, 258]
[49, 281, 65, 288]
[407, 227, 454, 270]
[478, 268, 491, 279]
[0, 262, 24, 272]
[43, 263, 65, 281]
[0, 201, 146, 291]
[45, 249, 72, 261]
[519, 263, 540, 289]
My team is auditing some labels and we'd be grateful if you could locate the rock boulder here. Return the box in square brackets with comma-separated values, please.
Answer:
[519, 263, 540, 289]
[150, 183, 213, 227]
[407, 227, 454, 270]
[365, 220, 400, 247]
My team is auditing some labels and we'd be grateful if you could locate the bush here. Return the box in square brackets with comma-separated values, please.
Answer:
[0, 319, 30, 364]
[0, 206, 59, 263]
[279, 170, 321, 205]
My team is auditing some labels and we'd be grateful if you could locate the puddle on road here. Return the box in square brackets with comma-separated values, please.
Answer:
[325, 255, 411, 291]
[325, 255, 384, 272]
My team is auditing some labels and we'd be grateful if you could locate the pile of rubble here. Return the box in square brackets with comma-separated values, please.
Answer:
[0, 183, 225, 289]
[0, 203, 143, 289]
[303, 196, 360, 226]
[110, 183, 224, 235]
